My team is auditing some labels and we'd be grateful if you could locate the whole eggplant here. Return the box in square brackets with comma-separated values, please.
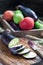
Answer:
[16, 5, 38, 21]
[1, 31, 15, 46]
[1, 31, 25, 55]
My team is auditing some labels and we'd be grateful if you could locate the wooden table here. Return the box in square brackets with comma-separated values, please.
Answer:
[0, 38, 41, 65]
[0, 11, 43, 65]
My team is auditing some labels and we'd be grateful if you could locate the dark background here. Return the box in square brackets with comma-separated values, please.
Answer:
[0, 0, 43, 17]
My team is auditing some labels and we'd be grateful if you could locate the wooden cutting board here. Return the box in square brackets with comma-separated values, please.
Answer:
[0, 38, 41, 65]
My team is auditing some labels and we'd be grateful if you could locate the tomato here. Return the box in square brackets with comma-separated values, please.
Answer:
[3, 10, 14, 21]
[19, 17, 34, 30]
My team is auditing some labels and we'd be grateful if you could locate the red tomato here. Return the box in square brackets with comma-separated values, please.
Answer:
[19, 17, 34, 30]
[3, 10, 14, 21]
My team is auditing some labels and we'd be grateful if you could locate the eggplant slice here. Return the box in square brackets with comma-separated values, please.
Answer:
[10, 46, 25, 54]
[18, 48, 30, 55]
[8, 38, 20, 48]
[9, 44, 23, 50]
[23, 52, 37, 59]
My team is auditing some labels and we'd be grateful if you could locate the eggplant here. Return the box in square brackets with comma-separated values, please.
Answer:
[8, 38, 20, 48]
[18, 48, 30, 55]
[16, 5, 38, 21]
[8, 44, 23, 49]
[16, 5, 43, 29]
[23, 52, 37, 59]
[1, 31, 15, 45]
[16, 46, 25, 52]
[1, 31, 25, 54]
[8, 21, 21, 30]
[9, 46, 25, 54]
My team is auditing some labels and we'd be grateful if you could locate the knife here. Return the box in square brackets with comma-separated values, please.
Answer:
[28, 41, 43, 59]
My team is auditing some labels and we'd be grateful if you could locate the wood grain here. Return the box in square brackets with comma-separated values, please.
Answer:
[0, 38, 41, 65]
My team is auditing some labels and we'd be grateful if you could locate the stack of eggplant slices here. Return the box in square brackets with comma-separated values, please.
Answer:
[8, 37, 37, 59]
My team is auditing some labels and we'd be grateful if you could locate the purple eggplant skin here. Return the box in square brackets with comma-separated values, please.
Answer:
[1, 31, 15, 46]
[16, 5, 38, 21]
[9, 46, 25, 54]
[8, 21, 21, 30]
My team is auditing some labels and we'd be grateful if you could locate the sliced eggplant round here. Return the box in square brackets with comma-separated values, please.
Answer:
[8, 38, 20, 48]
[15, 46, 25, 52]
[9, 44, 23, 50]
[9, 46, 25, 54]
[23, 52, 37, 59]
[18, 48, 30, 55]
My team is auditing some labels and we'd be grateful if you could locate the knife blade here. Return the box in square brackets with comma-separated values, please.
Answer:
[28, 41, 43, 59]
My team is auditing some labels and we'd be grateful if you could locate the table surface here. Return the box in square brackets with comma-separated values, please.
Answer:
[0, 38, 42, 65]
